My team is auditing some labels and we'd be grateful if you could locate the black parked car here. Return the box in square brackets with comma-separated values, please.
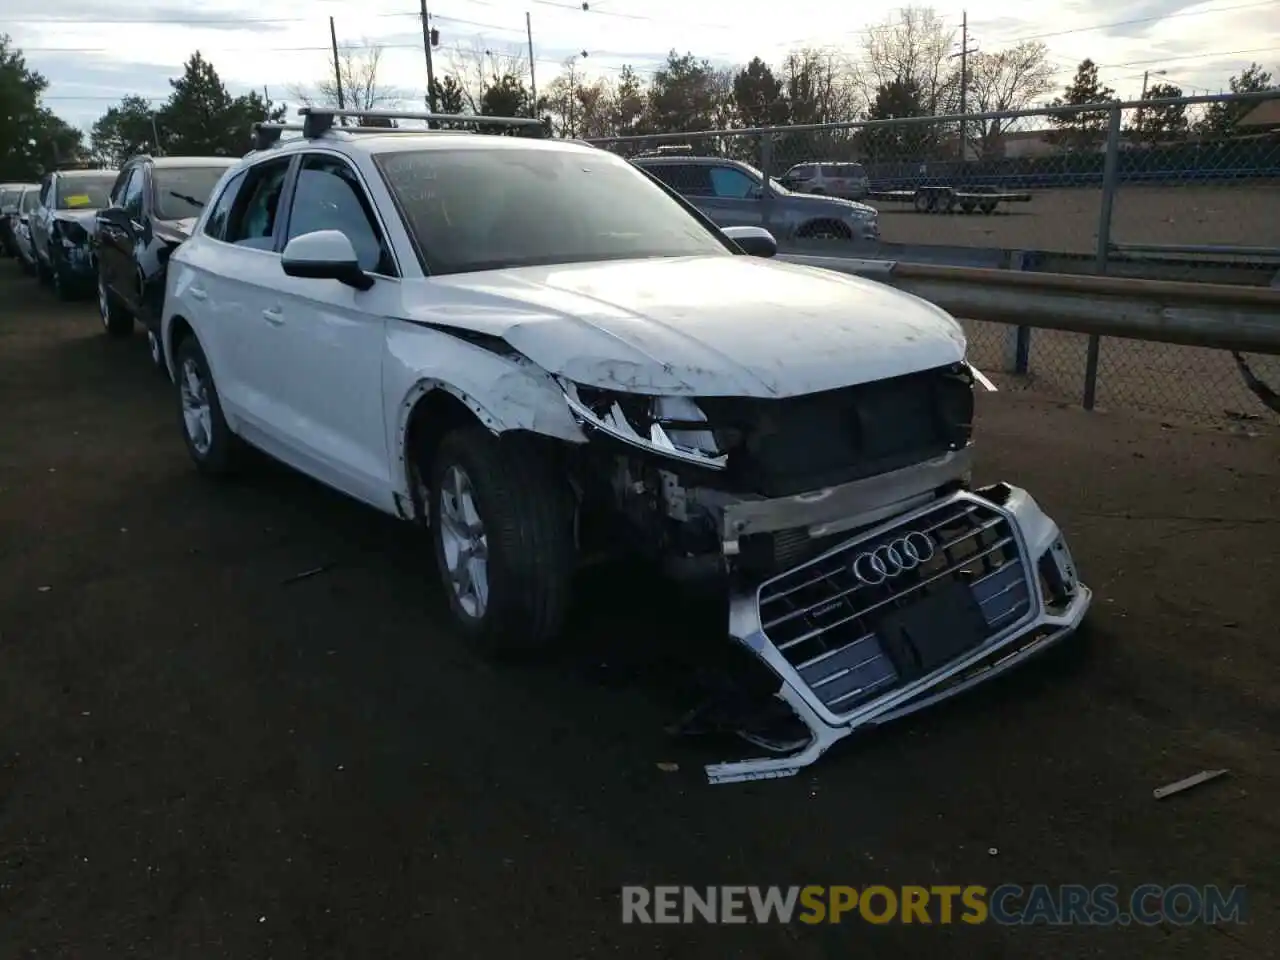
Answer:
[30, 167, 119, 299]
[96, 155, 237, 368]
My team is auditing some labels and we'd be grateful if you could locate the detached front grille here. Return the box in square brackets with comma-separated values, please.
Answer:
[757, 497, 1032, 715]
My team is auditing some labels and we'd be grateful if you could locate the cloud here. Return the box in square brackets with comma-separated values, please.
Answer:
[12, 0, 1278, 130]
[5, 0, 291, 32]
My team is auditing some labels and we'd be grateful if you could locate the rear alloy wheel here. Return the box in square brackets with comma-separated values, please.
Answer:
[175, 335, 243, 477]
[428, 426, 575, 655]
[98, 276, 134, 338]
[147, 328, 167, 374]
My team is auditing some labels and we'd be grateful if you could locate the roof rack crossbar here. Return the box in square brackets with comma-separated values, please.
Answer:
[250, 122, 306, 151]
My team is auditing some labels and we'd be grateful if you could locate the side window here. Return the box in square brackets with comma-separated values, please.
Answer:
[38, 177, 52, 208]
[649, 163, 713, 196]
[223, 157, 292, 250]
[284, 154, 394, 275]
[820, 164, 841, 177]
[708, 166, 759, 200]
[121, 169, 145, 218]
[203, 170, 247, 242]
[788, 165, 815, 181]
[109, 168, 132, 207]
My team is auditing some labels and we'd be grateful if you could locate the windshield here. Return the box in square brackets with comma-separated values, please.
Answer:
[56, 176, 115, 211]
[374, 145, 731, 276]
[154, 165, 233, 220]
[736, 162, 791, 195]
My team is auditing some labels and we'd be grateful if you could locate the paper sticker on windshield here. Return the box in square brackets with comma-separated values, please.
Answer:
[64, 194, 92, 208]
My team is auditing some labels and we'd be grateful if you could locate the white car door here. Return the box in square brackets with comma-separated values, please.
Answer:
[192, 156, 297, 439]
[256, 151, 399, 511]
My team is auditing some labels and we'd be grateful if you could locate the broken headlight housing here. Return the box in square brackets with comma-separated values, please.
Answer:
[559, 381, 729, 469]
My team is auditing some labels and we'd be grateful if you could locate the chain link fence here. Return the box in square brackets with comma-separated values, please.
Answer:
[587, 91, 1280, 429]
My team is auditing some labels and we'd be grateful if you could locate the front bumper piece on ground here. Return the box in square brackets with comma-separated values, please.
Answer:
[707, 485, 1091, 784]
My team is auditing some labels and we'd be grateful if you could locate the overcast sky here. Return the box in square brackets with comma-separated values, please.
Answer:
[6, 0, 1279, 130]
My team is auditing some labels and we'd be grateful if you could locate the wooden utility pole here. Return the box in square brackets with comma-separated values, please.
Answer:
[526, 12, 538, 119]
[950, 11, 978, 161]
[329, 16, 346, 124]
[421, 0, 438, 112]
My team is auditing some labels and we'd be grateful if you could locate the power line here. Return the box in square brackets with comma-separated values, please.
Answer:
[35, 43, 1273, 102]
[983, 0, 1276, 45]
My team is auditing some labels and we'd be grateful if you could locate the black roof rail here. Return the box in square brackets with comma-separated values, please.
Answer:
[296, 107, 552, 138]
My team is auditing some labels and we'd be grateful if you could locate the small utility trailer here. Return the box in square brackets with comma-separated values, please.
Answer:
[868, 184, 1032, 214]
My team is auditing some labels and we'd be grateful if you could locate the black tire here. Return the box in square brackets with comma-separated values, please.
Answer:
[980, 201, 997, 215]
[97, 272, 134, 338]
[51, 253, 75, 301]
[174, 334, 243, 477]
[427, 426, 575, 655]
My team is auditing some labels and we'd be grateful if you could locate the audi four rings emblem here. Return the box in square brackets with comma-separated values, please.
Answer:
[850, 532, 937, 585]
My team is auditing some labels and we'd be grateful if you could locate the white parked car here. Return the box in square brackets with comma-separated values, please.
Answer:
[162, 108, 1091, 784]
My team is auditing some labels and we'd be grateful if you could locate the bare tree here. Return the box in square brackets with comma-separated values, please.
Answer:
[965, 41, 1056, 156]
[540, 58, 612, 138]
[862, 6, 958, 115]
[446, 39, 531, 115]
[290, 40, 400, 117]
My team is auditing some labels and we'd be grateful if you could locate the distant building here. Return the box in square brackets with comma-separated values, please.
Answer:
[1238, 97, 1280, 133]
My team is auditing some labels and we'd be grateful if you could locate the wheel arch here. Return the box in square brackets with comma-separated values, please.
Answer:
[394, 375, 586, 523]
[164, 313, 200, 382]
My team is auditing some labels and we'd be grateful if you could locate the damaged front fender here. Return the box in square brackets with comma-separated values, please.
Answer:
[385, 323, 587, 513]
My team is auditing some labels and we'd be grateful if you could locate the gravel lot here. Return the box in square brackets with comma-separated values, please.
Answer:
[1, 261, 1277, 957]
[874, 184, 1280, 255]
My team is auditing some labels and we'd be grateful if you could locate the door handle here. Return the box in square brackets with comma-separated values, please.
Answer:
[262, 307, 284, 326]
[189, 286, 207, 301]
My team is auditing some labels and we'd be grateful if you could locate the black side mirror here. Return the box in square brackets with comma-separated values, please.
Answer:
[98, 206, 130, 227]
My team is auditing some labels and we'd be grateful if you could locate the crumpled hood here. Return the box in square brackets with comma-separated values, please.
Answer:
[415, 255, 966, 398]
[54, 209, 97, 231]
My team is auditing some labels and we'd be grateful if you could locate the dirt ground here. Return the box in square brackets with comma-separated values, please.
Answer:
[1, 261, 1278, 958]
[874, 185, 1280, 255]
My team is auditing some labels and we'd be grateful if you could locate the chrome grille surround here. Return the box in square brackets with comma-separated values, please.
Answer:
[753, 490, 1040, 729]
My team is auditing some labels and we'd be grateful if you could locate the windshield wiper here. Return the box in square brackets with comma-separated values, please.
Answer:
[169, 191, 205, 209]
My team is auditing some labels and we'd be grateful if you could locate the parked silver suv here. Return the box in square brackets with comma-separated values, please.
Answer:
[632, 152, 878, 243]
[781, 161, 871, 200]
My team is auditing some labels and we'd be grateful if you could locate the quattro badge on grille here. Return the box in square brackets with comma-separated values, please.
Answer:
[850, 532, 936, 585]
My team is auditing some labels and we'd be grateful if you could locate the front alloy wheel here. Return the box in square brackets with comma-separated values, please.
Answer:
[427, 426, 575, 654]
[438, 464, 490, 620]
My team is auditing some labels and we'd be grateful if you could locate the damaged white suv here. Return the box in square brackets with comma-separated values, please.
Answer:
[162, 108, 1091, 783]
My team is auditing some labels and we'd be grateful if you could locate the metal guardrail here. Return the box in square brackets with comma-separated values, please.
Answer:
[779, 255, 1280, 355]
